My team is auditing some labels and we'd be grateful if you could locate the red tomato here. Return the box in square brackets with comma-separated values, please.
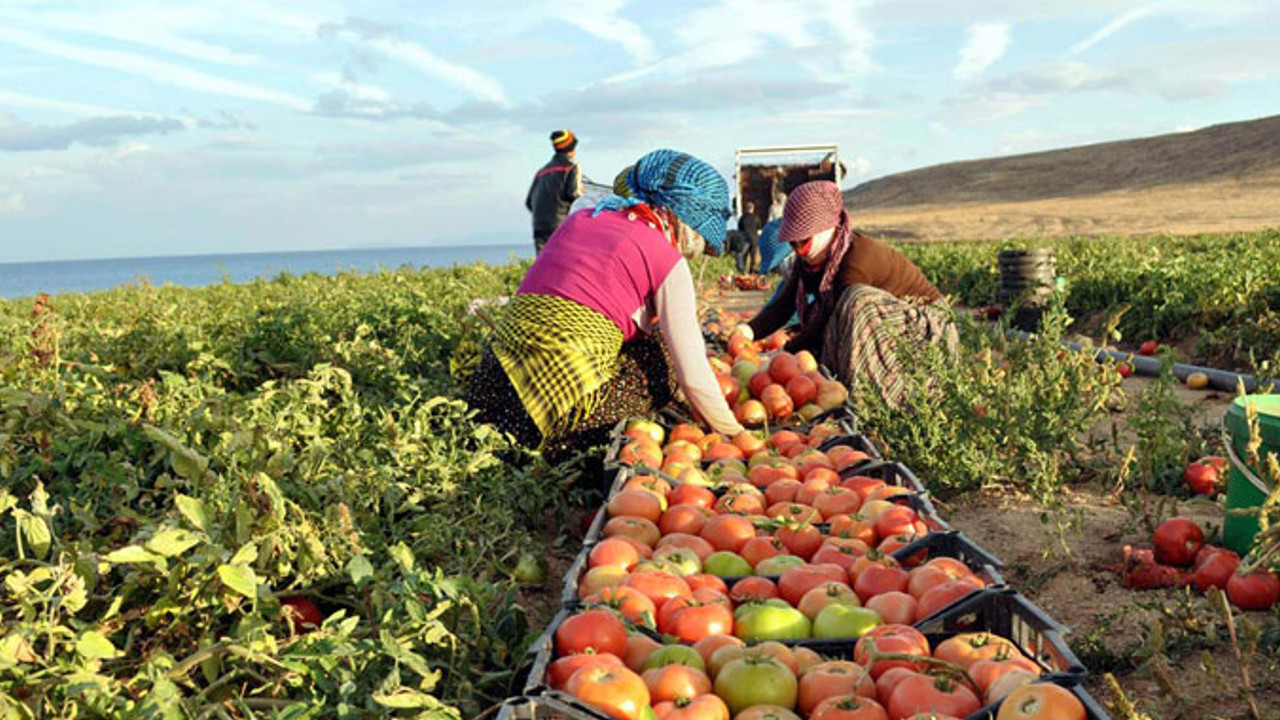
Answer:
[642, 664, 713, 704]
[874, 506, 924, 541]
[995, 682, 1086, 720]
[968, 658, 1042, 696]
[685, 573, 730, 595]
[1138, 340, 1159, 356]
[653, 694, 731, 720]
[549, 652, 624, 690]
[1189, 548, 1240, 592]
[730, 576, 780, 604]
[624, 572, 692, 613]
[776, 523, 825, 560]
[1152, 517, 1204, 566]
[854, 564, 910, 603]
[779, 563, 849, 606]
[886, 673, 981, 720]
[669, 484, 717, 509]
[280, 596, 324, 631]
[1226, 569, 1280, 611]
[1116, 363, 1133, 379]
[660, 597, 735, 643]
[590, 537, 643, 571]
[565, 665, 651, 720]
[854, 625, 930, 679]
[798, 660, 876, 716]
[914, 579, 981, 622]
[1183, 457, 1225, 495]
[700, 514, 757, 553]
[809, 695, 889, 720]
[933, 633, 1020, 669]
[556, 609, 628, 657]
[863, 592, 917, 626]
[584, 586, 658, 628]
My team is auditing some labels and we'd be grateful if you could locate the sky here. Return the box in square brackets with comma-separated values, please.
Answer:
[0, 0, 1277, 263]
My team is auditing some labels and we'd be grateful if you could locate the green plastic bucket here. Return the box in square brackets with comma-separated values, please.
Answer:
[1222, 394, 1280, 555]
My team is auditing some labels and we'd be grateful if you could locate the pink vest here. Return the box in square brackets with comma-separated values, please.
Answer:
[519, 209, 682, 341]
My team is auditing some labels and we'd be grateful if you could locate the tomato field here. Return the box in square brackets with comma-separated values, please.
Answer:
[3, 229, 1280, 719]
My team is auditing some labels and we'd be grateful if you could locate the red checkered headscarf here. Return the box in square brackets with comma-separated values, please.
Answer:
[780, 181, 852, 331]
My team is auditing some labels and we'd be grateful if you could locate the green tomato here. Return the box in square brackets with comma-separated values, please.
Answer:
[733, 597, 792, 622]
[753, 554, 806, 575]
[652, 547, 702, 576]
[714, 656, 798, 714]
[812, 604, 883, 639]
[642, 644, 706, 671]
[734, 604, 811, 641]
[703, 551, 753, 578]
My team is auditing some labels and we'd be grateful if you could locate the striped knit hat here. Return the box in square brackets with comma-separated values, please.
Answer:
[593, 149, 731, 251]
[779, 180, 844, 243]
[551, 129, 577, 152]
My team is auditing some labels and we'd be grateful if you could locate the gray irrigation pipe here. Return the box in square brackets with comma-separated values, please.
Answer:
[1005, 328, 1277, 393]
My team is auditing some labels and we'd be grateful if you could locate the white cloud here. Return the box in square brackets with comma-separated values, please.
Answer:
[318, 18, 509, 106]
[0, 88, 156, 118]
[548, 0, 655, 64]
[1067, 4, 1157, 57]
[954, 22, 1011, 80]
[0, 192, 23, 214]
[0, 26, 311, 110]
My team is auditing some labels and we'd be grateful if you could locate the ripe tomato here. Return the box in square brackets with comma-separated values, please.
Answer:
[585, 586, 658, 628]
[685, 573, 730, 595]
[692, 634, 744, 668]
[661, 597, 735, 643]
[1183, 457, 1225, 495]
[565, 665, 651, 720]
[776, 523, 825, 560]
[660, 505, 713, 537]
[549, 652, 624, 690]
[653, 694, 730, 720]
[624, 571, 692, 613]
[732, 705, 801, 720]
[968, 658, 1042, 695]
[1189, 548, 1240, 592]
[798, 582, 861, 620]
[658, 533, 716, 562]
[590, 537, 643, 571]
[809, 695, 889, 720]
[713, 656, 799, 715]
[915, 580, 981, 622]
[1116, 362, 1133, 379]
[642, 664, 713, 703]
[854, 625, 930, 679]
[933, 633, 1020, 669]
[730, 576, 780, 603]
[886, 673, 981, 719]
[609, 490, 664, 524]
[798, 660, 876, 716]
[995, 682, 1086, 720]
[814, 487, 863, 520]
[280, 596, 324, 631]
[1226, 569, 1280, 611]
[853, 564, 909, 603]
[874, 506, 924, 540]
[779, 563, 849, 606]
[555, 609, 628, 657]
[700, 514, 757, 553]
[1138, 340, 1159, 356]
[604, 516, 661, 548]
[863, 591, 916, 626]
[1152, 517, 1204, 566]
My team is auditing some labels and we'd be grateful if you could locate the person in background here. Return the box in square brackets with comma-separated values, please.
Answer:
[756, 218, 790, 275]
[469, 149, 745, 454]
[526, 129, 583, 254]
[737, 200, 762, 274]
[767, 191, 786, 222]
[726, 229, 748, 273]
[735, 181, 956, 406]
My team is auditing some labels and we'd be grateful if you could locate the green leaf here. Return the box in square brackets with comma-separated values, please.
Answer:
[14, 509, 51, 559]
[371, 689, 446, 710]
[218, 564, 259, 599]
[104, 545, 162, 564]
[142, 424, 209, 480]
[256, 473, 286, 522]
[146, 528, 202, 557]
[229, 542, 258, 566]
[175, 494, 212, 533]
[389, 542, 414, 572]
[346, 554, 374, 586]
[0, 634, 38, 669]
[76, 631, 120, 660]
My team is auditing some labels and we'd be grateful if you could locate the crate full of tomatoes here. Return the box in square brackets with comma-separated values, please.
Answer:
[512, 588, 1104, 720]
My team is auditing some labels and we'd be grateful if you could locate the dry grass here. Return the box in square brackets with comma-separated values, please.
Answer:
[850, 172, 1280, 241]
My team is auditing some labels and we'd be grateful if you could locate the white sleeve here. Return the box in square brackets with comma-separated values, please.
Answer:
[655, 260, 746, 436]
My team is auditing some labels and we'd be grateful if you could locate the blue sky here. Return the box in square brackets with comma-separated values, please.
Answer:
[1, 0, 1277, 262]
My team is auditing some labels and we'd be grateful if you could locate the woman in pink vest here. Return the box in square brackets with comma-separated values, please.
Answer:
[467, 149, 745, 453]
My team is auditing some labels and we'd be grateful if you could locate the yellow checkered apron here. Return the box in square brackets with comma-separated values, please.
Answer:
[492, 293, 624, 444]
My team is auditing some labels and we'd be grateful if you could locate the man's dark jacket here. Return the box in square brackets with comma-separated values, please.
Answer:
[525, 152, 581, 237]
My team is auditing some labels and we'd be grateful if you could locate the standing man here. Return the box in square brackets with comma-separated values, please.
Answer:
[737, 200, 762, 274]
[526, 129, 583, 254]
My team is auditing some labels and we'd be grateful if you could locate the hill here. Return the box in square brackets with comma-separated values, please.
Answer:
[843, 114, 1280, 240]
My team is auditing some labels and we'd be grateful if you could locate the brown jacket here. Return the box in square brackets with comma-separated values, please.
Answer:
[748, 232, 941, 353]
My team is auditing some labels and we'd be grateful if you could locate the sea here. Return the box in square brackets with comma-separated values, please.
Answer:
[0, 244, 533, 300]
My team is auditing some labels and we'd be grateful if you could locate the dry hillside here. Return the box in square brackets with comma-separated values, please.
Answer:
[843, 114, 1280, 240]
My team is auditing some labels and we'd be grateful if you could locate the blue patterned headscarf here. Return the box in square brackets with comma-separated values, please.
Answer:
[757, 218, 790, 273]
[593, 149, 731, 251]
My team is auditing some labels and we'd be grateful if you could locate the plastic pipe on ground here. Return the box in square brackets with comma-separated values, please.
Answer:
[1006, 329, 1277, 393]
